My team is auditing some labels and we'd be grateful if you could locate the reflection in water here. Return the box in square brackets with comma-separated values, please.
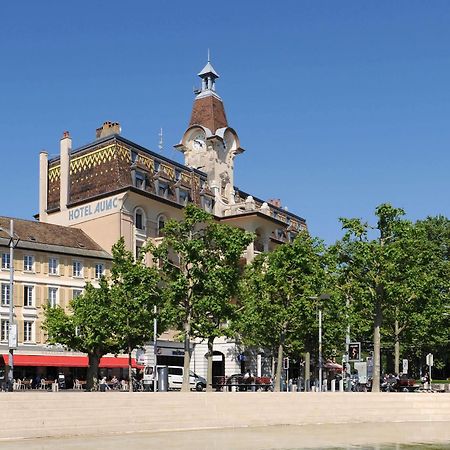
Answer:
[0, 423, 449, 450]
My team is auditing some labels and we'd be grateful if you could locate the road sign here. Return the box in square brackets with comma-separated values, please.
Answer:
[348, 342, 361, 361]
[426, 353, 433, 367]
[402, 359, 408, 374]
[283, 357, 289, 370]
[8, 324, 17, 349]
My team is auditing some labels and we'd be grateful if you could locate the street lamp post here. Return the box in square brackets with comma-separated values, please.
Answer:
[309, 294, 330, 392]
[153, 305, 158, 392]
[318, 294, 330, 392]
[0, 220, 20, 391]
[318, 306, 323, 391]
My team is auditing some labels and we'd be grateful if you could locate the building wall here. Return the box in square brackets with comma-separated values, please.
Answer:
[0, 246, 111, 348]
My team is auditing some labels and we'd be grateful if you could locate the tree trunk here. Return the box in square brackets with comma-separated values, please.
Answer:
[181, 319, 192, 392]
[372, 299, 382, 393]
[394, 319, 400, 375]
[274, 340, 284, 392]
[206, 337, 214, 392]
[128, 348, 133, 392]
[87, 352, 100, 391]
[304, 351, 311, 392]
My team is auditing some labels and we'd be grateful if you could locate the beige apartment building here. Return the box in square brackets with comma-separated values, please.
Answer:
[0, 217, 119, 384]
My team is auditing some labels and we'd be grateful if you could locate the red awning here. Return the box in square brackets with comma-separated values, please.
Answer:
[1, 354, 143, 369]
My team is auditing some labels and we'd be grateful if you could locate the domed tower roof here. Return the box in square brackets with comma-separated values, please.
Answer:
[189, 54, 228, 134]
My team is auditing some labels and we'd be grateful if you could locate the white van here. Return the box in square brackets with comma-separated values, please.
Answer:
[143, 365, 206, 391]
[167, 366, 206, 391]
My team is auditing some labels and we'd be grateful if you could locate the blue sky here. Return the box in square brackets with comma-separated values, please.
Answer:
[1, 1, 450, 243]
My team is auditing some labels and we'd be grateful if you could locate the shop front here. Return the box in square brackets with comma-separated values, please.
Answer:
[1, 354, 143, 388]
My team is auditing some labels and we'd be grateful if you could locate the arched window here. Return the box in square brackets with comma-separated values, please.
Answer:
[135, 208, 146, 231]
[157, 214, 167, 237]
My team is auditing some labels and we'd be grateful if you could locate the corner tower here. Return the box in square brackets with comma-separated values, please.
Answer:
[175, 57, 244, 214]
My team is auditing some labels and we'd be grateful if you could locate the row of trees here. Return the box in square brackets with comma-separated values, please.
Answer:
[44, 204, 450, 392]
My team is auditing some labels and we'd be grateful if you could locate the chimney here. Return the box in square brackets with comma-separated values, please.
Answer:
[96, 121, 121, 139]
[60, 131, 72, 212]
[39, 150, 48, 222]
[268, 199, 282, 208]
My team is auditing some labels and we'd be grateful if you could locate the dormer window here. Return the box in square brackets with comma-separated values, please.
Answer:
[135, 172, 145, 190]
[131, 151, 138, 163]
[154, 161, 160, 173]
[201, 196, 214, 213]
[158, 182, 168, 198]
[179, 189, 189, 206]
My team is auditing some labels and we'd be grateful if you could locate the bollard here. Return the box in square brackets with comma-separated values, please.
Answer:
[331, 379, 335, 392]
[322, 380, 327, 392]
[339, 379, 344, 392]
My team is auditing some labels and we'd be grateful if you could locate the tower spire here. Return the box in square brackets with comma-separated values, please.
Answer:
[198, 52, 219, 92]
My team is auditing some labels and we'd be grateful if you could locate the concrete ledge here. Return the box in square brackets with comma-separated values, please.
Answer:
[1, 392, 449, 440]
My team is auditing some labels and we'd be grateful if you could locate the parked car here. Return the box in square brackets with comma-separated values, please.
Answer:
[144, 365, 206, 391]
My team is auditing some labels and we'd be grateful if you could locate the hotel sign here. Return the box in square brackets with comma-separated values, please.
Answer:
[68, 197, 119, 222]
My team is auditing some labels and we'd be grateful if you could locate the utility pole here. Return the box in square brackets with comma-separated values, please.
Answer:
[1, 220, 20, 391]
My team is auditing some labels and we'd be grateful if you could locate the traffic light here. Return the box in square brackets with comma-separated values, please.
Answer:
[348, 342, 361, 361]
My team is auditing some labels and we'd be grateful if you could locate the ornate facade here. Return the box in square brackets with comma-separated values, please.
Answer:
[33, 58, 308, 380]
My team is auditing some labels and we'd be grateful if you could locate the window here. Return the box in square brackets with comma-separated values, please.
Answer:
[1, 319, 9, 341]
[158, 182, 168, 197]
[73, 261, 83, 277]
[157, 215, 166, 237]
[1, 253, 10, 270]
[179, 190, 189, 206]
[24, 255, 34, 271]
[1, 283, 10, 306]
[48, 287, 58, 307]
[135, 210, 144, 230]
[135, 242, 143, 260]
[23, 285, 34, 307]
[72, 289, 83, 299]
[49, 258, 58, 275]
[135, 172, 145, 189]
[23, 321, 33, 342]
[95, 263, 104, 279]
[168, 367, 182, 376]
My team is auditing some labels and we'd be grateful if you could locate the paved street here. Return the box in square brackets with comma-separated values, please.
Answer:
[1, 422, 450, 450]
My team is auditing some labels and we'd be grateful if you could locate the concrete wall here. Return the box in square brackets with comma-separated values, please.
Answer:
[1, 392, 449, 440]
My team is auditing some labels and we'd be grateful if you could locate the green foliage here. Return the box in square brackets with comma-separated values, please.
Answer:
[110, 238, 161, 353]
[43, 279, 120, 357]
[236, 231, 336, 362]
[153, 204, 253, 389]
[43, 237, 161, 389]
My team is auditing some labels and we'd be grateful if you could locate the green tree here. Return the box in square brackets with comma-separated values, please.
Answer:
[43, 279, 119, 391]
[336, 204, 410, 391]
[110, 238, 161, 391]
[154, 204, 253, 391]
[236, 231, 329, 391]
[43, 238, 161, 391]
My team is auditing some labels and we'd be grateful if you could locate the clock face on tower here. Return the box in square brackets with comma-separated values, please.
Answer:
[190, 131, 206, 150]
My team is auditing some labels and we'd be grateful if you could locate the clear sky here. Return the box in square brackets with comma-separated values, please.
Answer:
[1, 1, 450, 244]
